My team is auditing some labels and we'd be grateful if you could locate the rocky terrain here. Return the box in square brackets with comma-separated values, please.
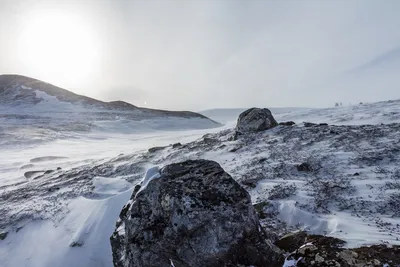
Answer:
[276, 231, 399, 266]
[107, 108, 400, 266]
[1, 103, 400, 266]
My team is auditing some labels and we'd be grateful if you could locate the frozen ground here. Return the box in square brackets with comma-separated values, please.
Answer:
[201, 99, 400, 126]
[1, 99, 400, 267]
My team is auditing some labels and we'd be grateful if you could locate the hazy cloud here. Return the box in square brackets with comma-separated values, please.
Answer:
[1, 0, 400, 110]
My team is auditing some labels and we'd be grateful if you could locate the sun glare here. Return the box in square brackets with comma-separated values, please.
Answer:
[17, 11, 99, 87]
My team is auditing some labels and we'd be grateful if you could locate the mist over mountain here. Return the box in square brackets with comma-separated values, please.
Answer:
[0, 74, 215, 120]
[0, 74, 220, 147]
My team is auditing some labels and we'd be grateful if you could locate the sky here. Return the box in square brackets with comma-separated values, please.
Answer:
[1, 0, 400, 111]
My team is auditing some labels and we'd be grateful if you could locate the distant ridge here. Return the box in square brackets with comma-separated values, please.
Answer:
[0, 74, 215, 121]
[200, 107, 312, 124]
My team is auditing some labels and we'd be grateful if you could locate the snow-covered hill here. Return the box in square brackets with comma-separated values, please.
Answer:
[0, 75, 210, 118]
[1, 96, 400, 267]
[0, 75, 220, 147]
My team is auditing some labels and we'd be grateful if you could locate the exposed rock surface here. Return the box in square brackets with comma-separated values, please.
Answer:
[0, 231, 8, 240]
[172, 142, 182, 148]
[148, 146, 166, 153]
[110, 160, 283, 267]
[236, 108, 278, 133]
[296, 162, 313, 172]
[274, 231, 307, 252]
[279, 121, 296, 126]
[303, 122, 318, 127]
[276, 232, 400, 267]
[303, 122, 329, 127]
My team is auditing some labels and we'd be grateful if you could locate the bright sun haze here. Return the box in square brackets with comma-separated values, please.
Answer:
[16, 10, 99, 89]
[1, 0, 400, 110]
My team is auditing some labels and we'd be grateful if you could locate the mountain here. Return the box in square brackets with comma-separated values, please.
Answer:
[0, 75, 220, 146]
[0, 74, 215, 120]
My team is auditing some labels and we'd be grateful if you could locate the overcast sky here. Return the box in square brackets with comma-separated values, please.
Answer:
[1, 0, 400, 111]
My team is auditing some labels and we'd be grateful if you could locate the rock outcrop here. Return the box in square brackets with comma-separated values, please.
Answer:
[236, 108, 278, 133]
[276, 232, 400, 267]
[279, 121, 296, 126]
[110, 160, 282, 267]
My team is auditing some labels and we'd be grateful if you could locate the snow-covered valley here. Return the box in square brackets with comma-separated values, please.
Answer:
[1, 77, 400, 267]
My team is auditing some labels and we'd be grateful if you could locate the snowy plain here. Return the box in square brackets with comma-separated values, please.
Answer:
[1, 96, 400, 267]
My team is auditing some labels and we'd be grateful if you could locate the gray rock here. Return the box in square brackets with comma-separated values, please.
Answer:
[236, 108, 278, 133]
[148, 146, 166, 153]
[303, 122, 318, 127]
[172, 142, 182, 148]
[281, 233, 400, 267]
[24, 171, 46, 179]
[279, 121, 296, 126]
[110, 160, 282, 267]
[296, 162, 313, 172]
[0, 231, 8, 240]
[275, 231, 307, 252]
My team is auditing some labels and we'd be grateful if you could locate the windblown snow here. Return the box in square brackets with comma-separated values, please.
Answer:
[1, 97, 400, 267]
[0, 75, 220, 148]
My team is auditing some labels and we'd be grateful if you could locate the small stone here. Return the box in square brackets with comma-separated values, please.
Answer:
[172, 142, 182, 148]
[148, 146, 166, 153]
[298, 243, 318, 255]
[70, 241, 83, 247]
[339, 250, 357, 265]
[279, 121, 296, 126]
[315, 254, 325, 263]
[304, 122, 317, 127]
[296, 163, 313, 172]
[229, 146, 241, 153]
[275, 231, 307, 252]
[0, 232, 8, 240]
[373, 259, 381, 266]
[253, 201, 270, 219]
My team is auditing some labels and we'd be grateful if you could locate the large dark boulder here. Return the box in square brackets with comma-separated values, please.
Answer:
[236, 108, 278, 133]
[110, 160, 282, 267]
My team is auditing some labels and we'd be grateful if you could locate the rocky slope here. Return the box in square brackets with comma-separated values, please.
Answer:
[1, 104, 400, 267]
